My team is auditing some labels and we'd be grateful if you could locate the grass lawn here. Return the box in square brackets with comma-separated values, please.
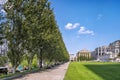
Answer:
[64, 62, 120, 80]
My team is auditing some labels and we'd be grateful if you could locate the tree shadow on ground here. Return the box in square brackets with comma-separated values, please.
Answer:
[84, 63, 120, 80]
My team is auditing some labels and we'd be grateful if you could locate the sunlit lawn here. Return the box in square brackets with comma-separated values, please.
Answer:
[64, 62, 120, 80]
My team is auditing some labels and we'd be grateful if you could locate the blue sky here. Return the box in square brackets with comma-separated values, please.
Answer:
[1, 0, 120, 54]
[48, 0, 120, 54]
[0, 0, 7, 4]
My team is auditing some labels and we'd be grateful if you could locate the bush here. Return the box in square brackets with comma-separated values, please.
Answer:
[0, 55, 8, 66]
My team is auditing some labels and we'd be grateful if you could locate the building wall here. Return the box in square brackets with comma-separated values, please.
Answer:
[95, 46, 108, 57]
[91, 51, 97, 60]
[69, 54, 75, 61]
[109, 40, 120, 57]
[94, 40, 120, 61]
[77, 49, 91, 61]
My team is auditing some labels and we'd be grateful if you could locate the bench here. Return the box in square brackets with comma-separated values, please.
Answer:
[0, 67, 8, 74]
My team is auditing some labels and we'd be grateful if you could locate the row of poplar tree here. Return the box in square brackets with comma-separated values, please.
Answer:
[0, 0, 69, 73]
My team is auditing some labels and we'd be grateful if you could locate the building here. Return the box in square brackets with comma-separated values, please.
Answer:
[94, 46, 114, 61]
[97, 52, 113, 62]
[95, 46, 108, 57]
[108, 40, 120, 58]
[69, 54, 75, 61]
[76, 49, 91, 61]
[91, 51, 97, 60]
[93, 40, 120, 62]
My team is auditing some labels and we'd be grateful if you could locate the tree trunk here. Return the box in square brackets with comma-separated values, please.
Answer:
[38, 58, 42, 69]
[12, 66, 16, 74]
[40, 52, 43, 68]
[38, 48, 43, 69]
[28, 60, 31, 70]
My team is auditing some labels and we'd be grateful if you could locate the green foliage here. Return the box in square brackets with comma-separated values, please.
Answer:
[4, 0, 25, 72]
[2, 0, 69, 73]
[32, 55, 38, 68]
[78, 55, 90, 61]
[77, 52, 91, 61]
[21, 58, 28, 67]
[0, 11, 5, 45]
[0, 55, 8, 66]
[21, 54, 38, 68]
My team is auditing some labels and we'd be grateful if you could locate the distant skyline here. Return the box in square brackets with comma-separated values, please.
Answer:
[1, 0, 120, 54]
[49, 0, 120, 54]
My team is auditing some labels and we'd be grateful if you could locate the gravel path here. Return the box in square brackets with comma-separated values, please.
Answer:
[14, 62, 69, 80]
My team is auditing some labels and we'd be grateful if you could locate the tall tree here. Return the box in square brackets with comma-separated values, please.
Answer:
[3, 0, 69, 72]
[0, 9, 5, 47]
[4, 0, 24, 73]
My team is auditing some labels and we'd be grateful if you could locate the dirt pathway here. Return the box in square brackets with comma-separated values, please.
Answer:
[14, 62, 69, 80]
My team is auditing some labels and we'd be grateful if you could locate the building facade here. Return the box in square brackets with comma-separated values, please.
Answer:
[108, 40, 120, 57]
[69, 54, 75, 61]
[91, 51, 97, 60]
[77, 49, 91, 61]
[93, 40, 120, 62]
[95, 46, 108, 56]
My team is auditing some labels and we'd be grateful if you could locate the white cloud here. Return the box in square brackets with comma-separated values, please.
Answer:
[78, 26, 94, 35]
[1, 9, 6, 13]
[97, 14, 103, 20]
[65, 22, 94, 36]
[65, 23, 80, 29]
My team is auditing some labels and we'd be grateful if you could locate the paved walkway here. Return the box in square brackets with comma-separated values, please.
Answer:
[14, 62, 70, 80]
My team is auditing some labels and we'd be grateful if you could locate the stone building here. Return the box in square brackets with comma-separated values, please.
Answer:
[76, 49, 91, 61]
[93, 40, 120, 61]
[108, 40, 120, 58]
[91, 51, 97, 60]
[95, 46, 108, 56]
